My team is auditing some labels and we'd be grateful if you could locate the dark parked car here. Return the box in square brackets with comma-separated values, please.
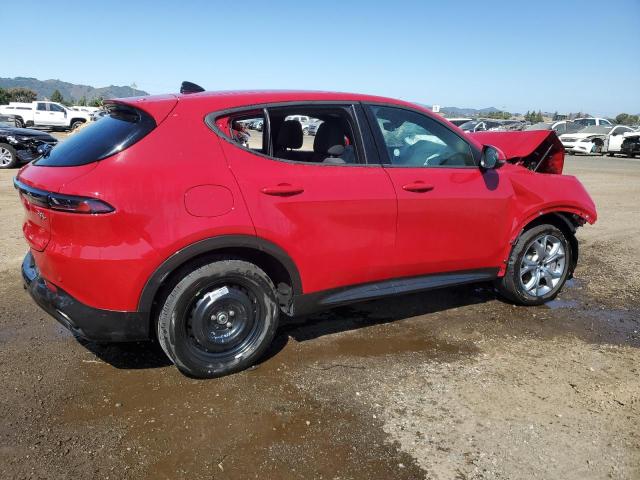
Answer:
[0, 115, 58, 169]
[621, 133, 640, 158]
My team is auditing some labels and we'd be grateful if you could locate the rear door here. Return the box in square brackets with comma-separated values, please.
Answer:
[33, 102, 50, 126]
[365, 104, 513, 278]
[213, 104, 398, 294]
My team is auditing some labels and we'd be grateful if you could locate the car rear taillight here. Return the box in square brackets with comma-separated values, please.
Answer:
[14, 178, 114, 214]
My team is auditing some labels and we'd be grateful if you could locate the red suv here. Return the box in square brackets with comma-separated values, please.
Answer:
[15, 88, 597, 378]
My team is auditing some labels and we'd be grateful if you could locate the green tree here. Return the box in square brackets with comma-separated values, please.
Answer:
[50, 89, 64, 103]
[78, 96, 87, 106]
[615, 113, 639, 125]
[7, 87, 37, 102]
[0, 87, 9, 105]
[89, 96, 104, 107]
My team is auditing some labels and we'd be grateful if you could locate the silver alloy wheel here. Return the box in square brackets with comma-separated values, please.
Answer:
[519, 234, 566, 297]
[0, 147, 13, 166]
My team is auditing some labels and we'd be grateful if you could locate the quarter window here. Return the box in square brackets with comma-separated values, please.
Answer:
[368, 105, 475, 167]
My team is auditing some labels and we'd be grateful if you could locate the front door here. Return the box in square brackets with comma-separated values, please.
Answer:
[215, 104, 398, 294]
[366, 104, 513, 279]
[48, 103, 68, 126]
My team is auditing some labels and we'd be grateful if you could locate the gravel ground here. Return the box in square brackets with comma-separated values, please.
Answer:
[0, 154, 638, 479]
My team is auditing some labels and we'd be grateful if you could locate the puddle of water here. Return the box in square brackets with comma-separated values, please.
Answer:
[61, 341, 425, 480]
[545, 298, 580, 310]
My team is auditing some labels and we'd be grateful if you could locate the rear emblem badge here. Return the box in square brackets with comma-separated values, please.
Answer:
[36, 211, 47, 221]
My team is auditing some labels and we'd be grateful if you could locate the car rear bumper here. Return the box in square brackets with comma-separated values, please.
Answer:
[22, 251, 150, 342]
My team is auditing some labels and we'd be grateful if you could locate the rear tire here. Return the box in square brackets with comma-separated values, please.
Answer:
[496, 224, 572, 306]
[156, 260, 279, 378]
[14, 117, 24, 128]
[0, 143, 18, 169]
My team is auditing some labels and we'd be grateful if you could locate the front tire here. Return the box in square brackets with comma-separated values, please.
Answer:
[156, 260, 279, 378]
[0, 143, 18, 169]
[496, 224, 572, 306]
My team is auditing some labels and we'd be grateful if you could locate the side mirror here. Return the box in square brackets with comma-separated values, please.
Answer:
[480, 145, 501, 169]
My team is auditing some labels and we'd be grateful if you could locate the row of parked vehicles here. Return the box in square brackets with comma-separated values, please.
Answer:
[0, 102, 110, 168]
[446, 116, 640, 157]
[2, 103, 638, 170]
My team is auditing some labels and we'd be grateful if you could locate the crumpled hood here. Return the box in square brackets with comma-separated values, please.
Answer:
[470, 130, 565, 174]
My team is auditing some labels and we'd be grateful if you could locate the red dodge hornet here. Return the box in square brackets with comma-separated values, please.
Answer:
[15, 86, 597, 377]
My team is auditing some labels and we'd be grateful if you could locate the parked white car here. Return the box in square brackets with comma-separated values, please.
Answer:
[0, 101, 90, 130]
[559, 125, 634, 155]
[573, 117, 613, 127]
[285, 115, 318, 135]
[69, 106, 99, 113]
[604, 126, 638, 156]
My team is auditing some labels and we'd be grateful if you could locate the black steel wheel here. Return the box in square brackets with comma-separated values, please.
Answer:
[157, 259, 279, 378]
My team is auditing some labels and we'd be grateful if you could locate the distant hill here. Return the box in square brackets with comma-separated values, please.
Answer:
[0, 77, 148, 102]
[416, 104, 503, 117]
[440, 106, 501, 117]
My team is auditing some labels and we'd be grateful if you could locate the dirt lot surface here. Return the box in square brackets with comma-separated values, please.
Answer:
[1, 154, 639, 479]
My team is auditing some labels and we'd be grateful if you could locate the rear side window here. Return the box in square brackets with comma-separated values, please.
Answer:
[35, 105, 156, 167]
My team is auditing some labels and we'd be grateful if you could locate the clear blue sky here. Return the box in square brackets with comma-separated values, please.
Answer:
[2, 0, 639, 116]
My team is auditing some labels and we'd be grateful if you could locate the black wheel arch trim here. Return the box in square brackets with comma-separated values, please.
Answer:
[138, 235, 303, 316]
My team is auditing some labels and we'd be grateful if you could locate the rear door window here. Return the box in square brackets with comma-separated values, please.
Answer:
[35, 105, 156, 167]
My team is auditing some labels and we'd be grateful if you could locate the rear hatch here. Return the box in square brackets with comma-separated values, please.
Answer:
[15, 96, 177, 251]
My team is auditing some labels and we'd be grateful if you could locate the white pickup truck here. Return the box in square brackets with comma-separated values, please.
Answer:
[0, 101, 91, 130]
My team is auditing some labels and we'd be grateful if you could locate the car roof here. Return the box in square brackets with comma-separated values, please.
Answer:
[114, 89, 421, 114]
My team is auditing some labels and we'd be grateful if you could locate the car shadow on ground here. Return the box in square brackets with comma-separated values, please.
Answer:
[78, 283, 497, 371]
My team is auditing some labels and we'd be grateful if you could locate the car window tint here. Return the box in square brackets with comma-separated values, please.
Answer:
[369, 105, 475, 167]
[37, 103, 47, 111]
[50, 104, 65, 113]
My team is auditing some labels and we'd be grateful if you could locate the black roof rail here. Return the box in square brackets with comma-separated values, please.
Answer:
[180, 81, 205, 94]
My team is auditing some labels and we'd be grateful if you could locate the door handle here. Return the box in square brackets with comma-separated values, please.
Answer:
[261, 183, 304, 196]
[402, 181, 434, 193]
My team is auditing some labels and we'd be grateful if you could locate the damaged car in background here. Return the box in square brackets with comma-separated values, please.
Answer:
[0, 115, 57, 169]
[621, 128, 640, 158]
[559, 125, 635, 156]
